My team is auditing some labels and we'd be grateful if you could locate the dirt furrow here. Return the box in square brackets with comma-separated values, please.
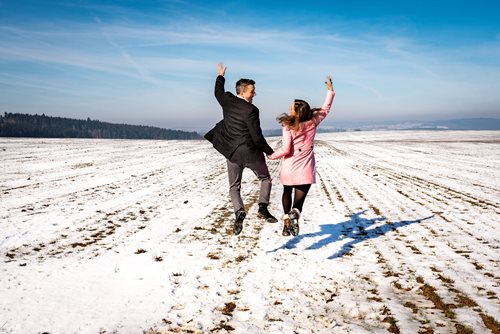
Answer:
[327, 147, 499, 291]
[313, 140, 499, 332]
[313, 157, 416, 331]
[152, 157, 282, 332]
[351, 163, 499, 246]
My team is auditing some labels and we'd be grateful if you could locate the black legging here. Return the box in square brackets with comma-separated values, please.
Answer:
[282, 184, 312, 214]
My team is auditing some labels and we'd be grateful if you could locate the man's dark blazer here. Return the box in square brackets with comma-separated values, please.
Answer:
[205, 75, 273, 162]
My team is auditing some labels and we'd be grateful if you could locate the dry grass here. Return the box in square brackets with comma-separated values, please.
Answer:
[480, 313, 500, 334]
[455, 294, 478, 307]
[404, 301, 418, 314]
[207, 252, 220, 260]
[382, 316, 400, 334]
[211, 320, 235, 332]
[437, 274, 455, 284]
[420, 284, 456, 319]
[370, 205, 381, 216]
[221, 301, 237, 315]
[454, 323, 474, 334]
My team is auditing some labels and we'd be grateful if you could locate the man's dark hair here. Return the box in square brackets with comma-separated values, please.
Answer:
[235, 78, 255, 95]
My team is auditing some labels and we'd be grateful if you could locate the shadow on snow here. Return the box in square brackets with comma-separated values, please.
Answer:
[268, 209, 434, 259]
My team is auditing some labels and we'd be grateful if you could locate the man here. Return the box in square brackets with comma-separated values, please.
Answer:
[205, 63, 278, 235]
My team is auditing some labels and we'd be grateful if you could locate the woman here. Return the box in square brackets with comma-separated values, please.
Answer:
[268, 76, 335, 236]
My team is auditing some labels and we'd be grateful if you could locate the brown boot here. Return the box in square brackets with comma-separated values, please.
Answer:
[288, 208, 300, 236]
[282, 214, 292, 236]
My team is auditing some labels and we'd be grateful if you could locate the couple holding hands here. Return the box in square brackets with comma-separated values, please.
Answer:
[205, 63, 335, 236]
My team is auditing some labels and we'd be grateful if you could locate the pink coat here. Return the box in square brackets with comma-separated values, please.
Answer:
[268, 90, 335, 185]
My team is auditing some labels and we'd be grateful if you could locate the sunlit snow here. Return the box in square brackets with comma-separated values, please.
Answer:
[1, 130, 499, 333]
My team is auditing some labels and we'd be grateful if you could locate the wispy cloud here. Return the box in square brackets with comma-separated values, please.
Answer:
[92, 15, 161, 86]
[2, 22, 496, 79]
[0, 42, 138, 80]
[1, 3, 499, 129]
[0, 73, 84, 97]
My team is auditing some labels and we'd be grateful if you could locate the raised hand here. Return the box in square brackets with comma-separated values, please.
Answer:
[218, 63, 227, 77]
[325, 75, 333, 91]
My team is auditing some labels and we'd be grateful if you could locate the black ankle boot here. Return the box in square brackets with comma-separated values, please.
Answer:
[257, 203, 278, 223]
[233, 209, 246, 235]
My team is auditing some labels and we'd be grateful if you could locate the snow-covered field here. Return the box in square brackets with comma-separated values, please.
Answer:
[1, 130, 499, 334]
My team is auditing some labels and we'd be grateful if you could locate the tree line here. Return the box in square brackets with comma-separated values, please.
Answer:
[0, 113, 201, 140]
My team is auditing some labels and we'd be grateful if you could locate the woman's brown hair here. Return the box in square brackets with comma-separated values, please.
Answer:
[277, 99, 321, 131]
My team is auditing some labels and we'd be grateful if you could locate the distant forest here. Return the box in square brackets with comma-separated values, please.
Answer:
[0, 113, 201, 140]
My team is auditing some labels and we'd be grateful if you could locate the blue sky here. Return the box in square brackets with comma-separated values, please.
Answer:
[1, 0, 499, 131]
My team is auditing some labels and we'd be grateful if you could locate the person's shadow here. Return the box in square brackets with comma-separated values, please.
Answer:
[269, 210, 434, 259]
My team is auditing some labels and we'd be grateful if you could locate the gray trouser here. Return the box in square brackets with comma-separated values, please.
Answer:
[227, 153, 272, 214]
